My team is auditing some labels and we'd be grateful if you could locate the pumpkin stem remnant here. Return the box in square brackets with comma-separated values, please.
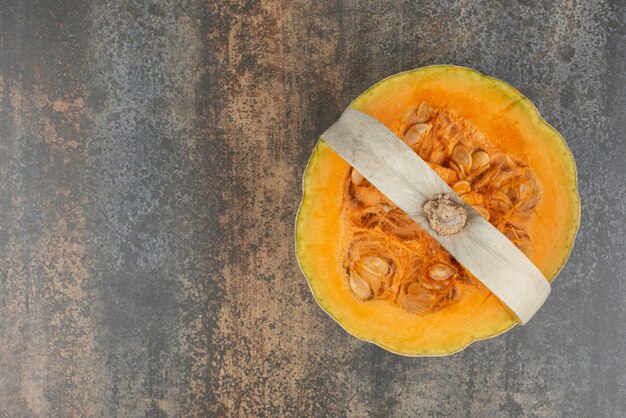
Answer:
[423, 194, 467, 235]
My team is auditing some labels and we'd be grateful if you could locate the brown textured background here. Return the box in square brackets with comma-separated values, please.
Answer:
[0, 1, 625, 417]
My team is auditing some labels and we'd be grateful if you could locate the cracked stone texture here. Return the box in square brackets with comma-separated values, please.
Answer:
[0, 0, 624, 417]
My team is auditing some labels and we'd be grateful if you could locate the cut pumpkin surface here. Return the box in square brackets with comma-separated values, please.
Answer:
[296, 65, 580, 356]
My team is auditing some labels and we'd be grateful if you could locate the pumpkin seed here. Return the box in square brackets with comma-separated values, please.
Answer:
[492, 170, 515, 189]
[429, 144, 447, 165]
[451, 144, 472, 173]
[446, 134, 460, 155]
[405, 123, 431, 146]
[418, 135, 434, 160]
[415, 102, 434, 123]
[490, 190, 511, 212]
[490, 153, 507, 170]
[453, 180, 472, 195]
[437, 112, 452, 130]
[351, 169, 365, 185]
[430, 163, 459, 185]
[356, 256, 389, 296]
[518, 192, 540, 212]
[420, 274, 443, 290]
[349, 271, 373, 301]
[474, 164, 500, 189]
[447, 283, 461, 301]
[358, 256, 390, 279]
[428, 264, 455, 281]
[471, 149, 489, 169]
[406, 282, 424, 295]
[354, 186, 386, 206]
[448, 161, 465, 179]
[401, 288, 435, 313]
[461, 191, 483, 206]
[448, 124, 462, 141]
[403, 102, 433, 126]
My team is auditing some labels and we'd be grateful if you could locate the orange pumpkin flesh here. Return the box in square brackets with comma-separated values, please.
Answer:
[296, 66, 580, 356]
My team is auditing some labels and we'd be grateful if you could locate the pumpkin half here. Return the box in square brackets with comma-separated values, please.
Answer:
[295, 65, 580, 356]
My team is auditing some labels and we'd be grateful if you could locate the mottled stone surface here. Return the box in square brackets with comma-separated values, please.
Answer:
[0, 0, 624, 416]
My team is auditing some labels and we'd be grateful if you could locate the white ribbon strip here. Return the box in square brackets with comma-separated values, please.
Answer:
[322, 108, 550, 324]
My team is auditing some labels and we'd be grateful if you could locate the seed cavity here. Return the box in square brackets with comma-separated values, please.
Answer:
[343, 102, 541, 312]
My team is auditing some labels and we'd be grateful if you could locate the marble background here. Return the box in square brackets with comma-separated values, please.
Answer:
[0, 1, 624, 416]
